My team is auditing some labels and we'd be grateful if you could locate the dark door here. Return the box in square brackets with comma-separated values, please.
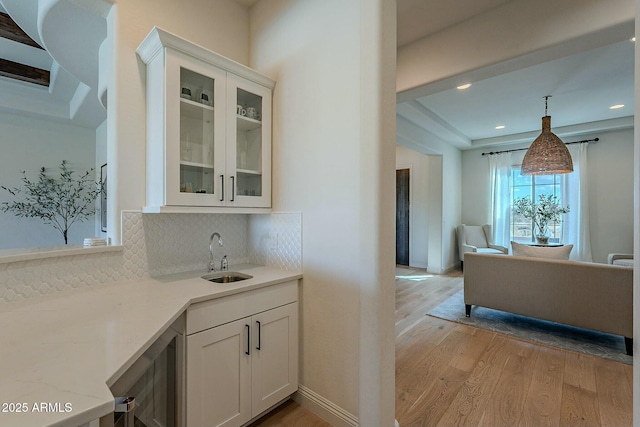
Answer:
[396, 168, 410, 266]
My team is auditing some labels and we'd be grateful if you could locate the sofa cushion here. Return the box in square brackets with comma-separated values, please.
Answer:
[476, 248, 506, 255]
[613, 259, 634, 267]
[511, 241, 573, 260]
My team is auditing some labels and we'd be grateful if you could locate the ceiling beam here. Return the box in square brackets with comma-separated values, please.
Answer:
[0, 58, 50, 86]
[396, 100, 471, 149]
[0, 12, 42, 49]
[470, 116, 635, 149]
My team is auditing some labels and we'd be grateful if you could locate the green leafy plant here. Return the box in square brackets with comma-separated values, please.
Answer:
[0, 160, 100, 244]
[513, 193, 569, 238]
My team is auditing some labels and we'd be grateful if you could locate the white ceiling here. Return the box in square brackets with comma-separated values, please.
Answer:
[396, 0, 635, 150]
[0, 0, 107, 128]
[415, 40, 634, 144]
[397, 0, 512, 47]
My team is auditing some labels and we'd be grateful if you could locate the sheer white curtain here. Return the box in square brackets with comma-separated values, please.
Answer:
[561, 143, 592, 261]
[489, 152, 512, 249]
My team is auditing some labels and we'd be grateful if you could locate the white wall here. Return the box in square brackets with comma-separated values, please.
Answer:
[442, 143, 462, 270]
[589, 129, 634, 262]
[95, 119, 107, 237]
[461, 128, 634, 263]
[396, 146, 428, 268]
[0, 111, 96, 249]
[105, 0, 250, 244]
[250, 1, 396, 425]
[396, 145, 440, 269]
[427, 155, 443, 272]
[396, 116, 461, 272]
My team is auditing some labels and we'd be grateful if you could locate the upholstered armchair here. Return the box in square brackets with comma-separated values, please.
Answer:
[607, 253, 634, 267]
[456, 224, 508, 270]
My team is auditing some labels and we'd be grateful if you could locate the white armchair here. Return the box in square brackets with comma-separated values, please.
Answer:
[457, 224, 507, 270]
[607, 253, 633, 267]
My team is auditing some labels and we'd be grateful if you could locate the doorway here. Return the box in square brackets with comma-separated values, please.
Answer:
[396, 168, 410, 266]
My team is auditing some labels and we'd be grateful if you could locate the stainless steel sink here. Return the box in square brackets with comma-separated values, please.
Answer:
[201, 272, 253, 283]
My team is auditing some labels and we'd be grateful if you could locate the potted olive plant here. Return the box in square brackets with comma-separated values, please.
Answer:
[513, 194, 569, 244]
[1, 160, 101, 245]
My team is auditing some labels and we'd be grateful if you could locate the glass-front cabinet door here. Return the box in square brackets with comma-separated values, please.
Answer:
[226, 75, 272, 207]
[166, 53, 226, 206]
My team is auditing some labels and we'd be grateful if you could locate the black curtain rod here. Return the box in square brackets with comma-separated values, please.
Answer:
[481, 137, 599, 156]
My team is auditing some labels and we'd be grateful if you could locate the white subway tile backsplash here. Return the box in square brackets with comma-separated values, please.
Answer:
[0, 211, 302, 305]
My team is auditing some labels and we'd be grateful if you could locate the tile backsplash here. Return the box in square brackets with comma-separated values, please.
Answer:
[249, 212, 302, 271]
[0, 211, 302, 304]
[140, 212, 251, 277]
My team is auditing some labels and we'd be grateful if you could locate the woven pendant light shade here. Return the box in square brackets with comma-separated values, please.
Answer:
[521, 115, 573, 175]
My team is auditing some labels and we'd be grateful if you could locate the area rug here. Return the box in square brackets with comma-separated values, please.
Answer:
[427, 290, 632, 365]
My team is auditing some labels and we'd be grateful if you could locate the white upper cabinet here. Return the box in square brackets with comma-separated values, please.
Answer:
[137, 27, 274, 212]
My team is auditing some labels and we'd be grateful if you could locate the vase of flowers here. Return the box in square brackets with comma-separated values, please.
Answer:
[513, 194, 570, 244]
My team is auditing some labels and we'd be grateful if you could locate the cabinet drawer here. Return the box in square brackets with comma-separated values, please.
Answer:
[187, 280, 298, 335]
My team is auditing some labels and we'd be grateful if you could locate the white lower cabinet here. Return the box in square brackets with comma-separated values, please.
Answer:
[186, 282, 298, 427]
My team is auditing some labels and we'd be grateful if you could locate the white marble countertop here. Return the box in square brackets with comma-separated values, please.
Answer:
[0, 265, 302, 427]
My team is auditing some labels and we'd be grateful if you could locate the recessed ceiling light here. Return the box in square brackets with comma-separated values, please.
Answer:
[495, 125, 505, 130]
[631, 37, 636, 42]
[610, 104, 625, 110]
[456, 83, 471, 90]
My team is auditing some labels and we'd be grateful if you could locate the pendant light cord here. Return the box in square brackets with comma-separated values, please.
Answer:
[544, 95, 551, 116]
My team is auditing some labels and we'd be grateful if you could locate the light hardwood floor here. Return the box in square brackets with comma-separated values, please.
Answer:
[252, 267, 633, 426]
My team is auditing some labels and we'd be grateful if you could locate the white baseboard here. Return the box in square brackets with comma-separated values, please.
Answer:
[293, 385, 358, 427]
[427, 263, 460, 274]
[442, 263, 460, 273]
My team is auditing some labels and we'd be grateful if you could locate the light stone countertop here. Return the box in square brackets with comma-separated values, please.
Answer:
[0, 264, 302, 427]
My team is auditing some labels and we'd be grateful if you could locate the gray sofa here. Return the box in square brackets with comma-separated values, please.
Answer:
[464, 252, 633, 355]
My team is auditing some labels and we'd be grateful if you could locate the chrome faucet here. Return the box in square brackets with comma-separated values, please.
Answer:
[209, 232, 223, 272]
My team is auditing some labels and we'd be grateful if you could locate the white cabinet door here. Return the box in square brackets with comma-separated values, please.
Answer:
[251, 303, 298, 416]
[165, 51, 227, 207]
[186, 318, 251, 427]
[226, 74, 272, 208]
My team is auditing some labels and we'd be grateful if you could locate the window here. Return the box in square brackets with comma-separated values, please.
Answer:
[510, 167, 564, 243]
